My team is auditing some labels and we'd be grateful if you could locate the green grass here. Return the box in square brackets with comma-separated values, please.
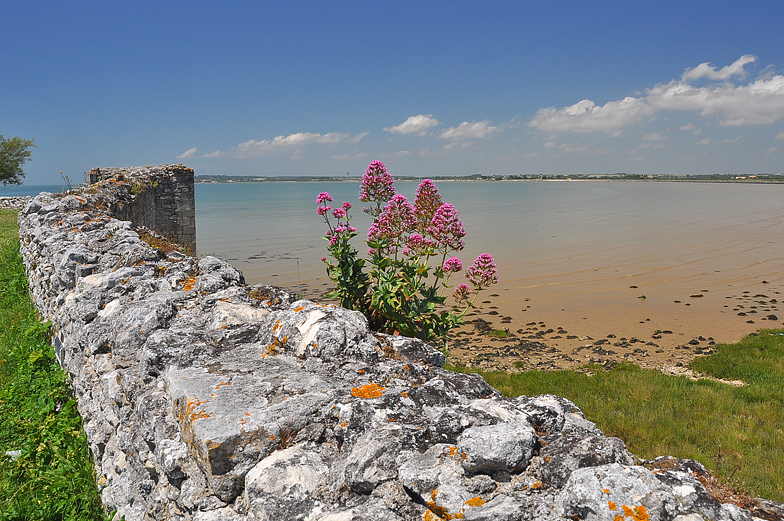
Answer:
[448, 331, 784, 503]
[0, 210, 108, 520]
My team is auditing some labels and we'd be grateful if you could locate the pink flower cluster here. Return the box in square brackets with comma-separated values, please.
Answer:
[452, 283, 472, 305]
[367, 194, 416, 255]
[359, 160, 396, 217]
[316, 192, 356, 247]
[317, 191, 333, 216]
[427, 203, 466, 252]
[443, 256, 463, 273]
[413, 179, 443, 234]
[466, 253, 499, 289]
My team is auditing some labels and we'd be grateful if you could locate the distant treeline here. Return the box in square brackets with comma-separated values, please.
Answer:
[196, 173, 784, 183]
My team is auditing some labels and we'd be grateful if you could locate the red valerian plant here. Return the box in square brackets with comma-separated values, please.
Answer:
[318, 161, 498, 345]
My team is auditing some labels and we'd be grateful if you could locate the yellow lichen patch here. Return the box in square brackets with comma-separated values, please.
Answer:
[622, 505, 634, 517]
[531, 481, 543, 490]
[182, 276, 197, 291]
[633, 506, 649, 521]
[464, 497, 486, 507]
[350, 383, 385, 399]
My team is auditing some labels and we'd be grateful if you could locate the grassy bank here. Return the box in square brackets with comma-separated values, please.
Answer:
[449, 331, 784, 502]
[0, 210, 106, 520]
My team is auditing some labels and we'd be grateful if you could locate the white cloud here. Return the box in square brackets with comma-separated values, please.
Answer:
[224, 131, 366, 158]
[721, 136, 743, 143]
[438, 120, 500, 140]
[681, 55, 756, 81]
[177, 147, 198, 159]
[642, 132, 663, 141]
[680, 123, 701, 135]
[647, 75, 784, 126]
[524, 151, 539, 158]
[331, 150, 367, 160]
[529, 56, 784, 133]
[543, 141, 557, 148]
[776, 132, 784, 141]
[529, 96, 653, 133]
[202, 150, 223, 158]
[384, 114, 440, 134]
[768, 147, 778, 153]
[698, 138, 712, 145]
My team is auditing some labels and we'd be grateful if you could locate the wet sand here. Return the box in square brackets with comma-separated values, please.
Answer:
[287, 273, 783, 375]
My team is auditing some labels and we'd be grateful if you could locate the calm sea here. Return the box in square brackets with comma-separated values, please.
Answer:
[0, 184, 67, 196]
[195, 180, 784, 306]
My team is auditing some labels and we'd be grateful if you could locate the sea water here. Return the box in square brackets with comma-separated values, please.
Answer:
[195, 180, 784, 296]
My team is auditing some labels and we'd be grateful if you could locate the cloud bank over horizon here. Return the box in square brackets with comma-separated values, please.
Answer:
[528, 55, 784, 134]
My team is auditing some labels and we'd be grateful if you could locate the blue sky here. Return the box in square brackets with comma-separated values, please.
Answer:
[3, 1, 784, 185]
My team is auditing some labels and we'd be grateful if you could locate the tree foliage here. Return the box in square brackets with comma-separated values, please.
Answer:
[0, 133, 36, 186]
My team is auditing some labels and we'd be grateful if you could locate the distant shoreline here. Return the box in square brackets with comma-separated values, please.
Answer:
[195, 173, 784, 184]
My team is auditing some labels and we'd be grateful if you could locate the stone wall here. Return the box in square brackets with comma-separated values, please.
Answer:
[90, 165, 196, 254]
[15, 168, 782, 521]
[0, 195, 32, 210]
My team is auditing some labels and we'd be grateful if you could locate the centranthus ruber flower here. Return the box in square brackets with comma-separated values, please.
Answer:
[442, 256, 463, 274]
[359, 160, 396, 217]
[452, 283, 472, 305]
[316, 192, 333, 204]
[413, 179, 443, 234]
[427, 203, 466, 252]
[466, 253, 499, 289]
[367, 194, 415, 248]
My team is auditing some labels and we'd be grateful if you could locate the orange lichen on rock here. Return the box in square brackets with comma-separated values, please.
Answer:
[182, 276, 197, 291]
[350, 383, 385, 399]
[531, 481, 543, 490]
[183, 398, 212, 423]
[464, 497, 486, 507]
[609, 501, 617, 511]
[263, 338, 281, 358]
[614, 505, 649, 521]
[425, 502, 451, 520]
